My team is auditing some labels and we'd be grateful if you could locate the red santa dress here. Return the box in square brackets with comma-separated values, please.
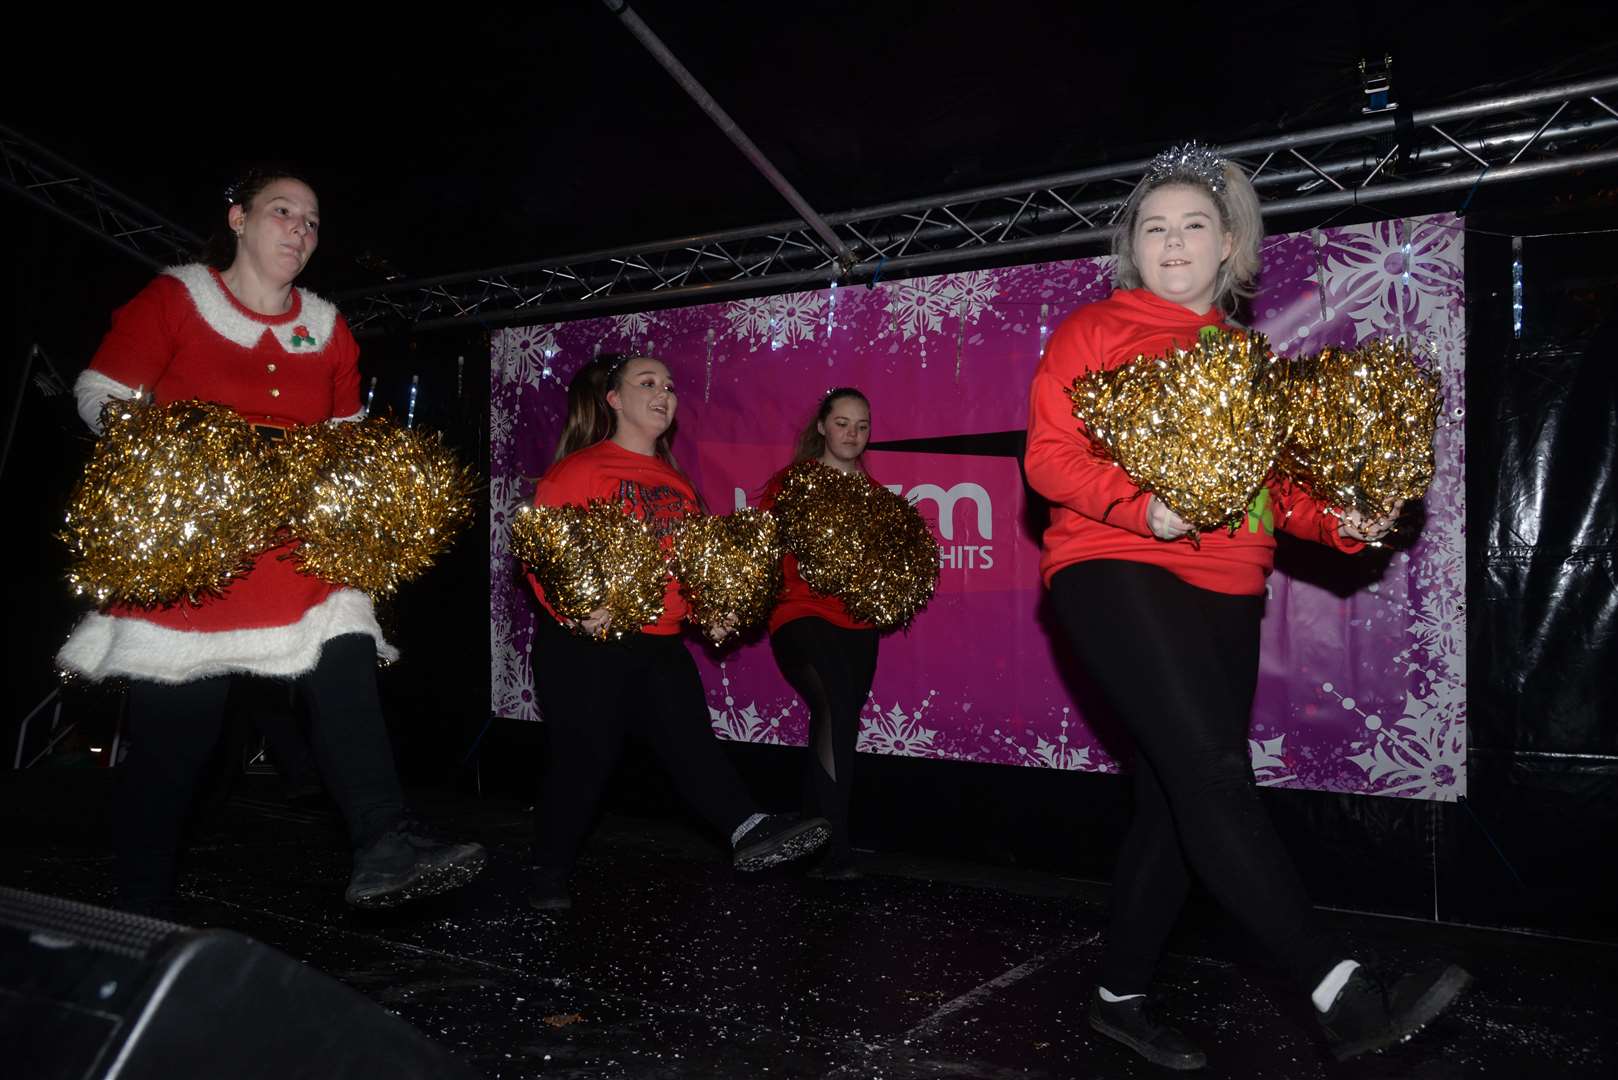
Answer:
[57, 263, 397, 684]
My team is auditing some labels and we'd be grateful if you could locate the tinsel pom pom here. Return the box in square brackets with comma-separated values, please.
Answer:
[1069, 329, 1293, 532]
[509, 501, 667, 636]
[277, 416, 476, 596]
[772, 461, 939, 629]
[671, 508, 784, 639]
[61, 399, 286, 607]
[1281, 339, 1440, 518]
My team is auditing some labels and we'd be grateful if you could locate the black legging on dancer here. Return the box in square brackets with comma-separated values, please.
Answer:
[529, 615, 761, 871]
[771, 618, 879, 857]
[113, 633, 406, 904]
[1049, 560, 1336, 994]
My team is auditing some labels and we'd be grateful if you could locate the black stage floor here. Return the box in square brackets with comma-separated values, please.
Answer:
[3, 770, 1613, 1079]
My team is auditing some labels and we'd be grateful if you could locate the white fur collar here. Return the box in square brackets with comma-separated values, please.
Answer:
[164, 263, 338, 354]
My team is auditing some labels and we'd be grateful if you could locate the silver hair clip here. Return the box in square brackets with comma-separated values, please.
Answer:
[1146, 142, 1228, 194]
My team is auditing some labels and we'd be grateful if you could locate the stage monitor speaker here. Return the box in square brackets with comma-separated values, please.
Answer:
[0, 886, 481, 1079]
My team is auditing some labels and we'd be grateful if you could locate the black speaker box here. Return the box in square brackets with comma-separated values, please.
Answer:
[0, 887, 481, 1079]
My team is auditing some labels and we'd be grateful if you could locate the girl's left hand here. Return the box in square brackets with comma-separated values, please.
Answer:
[1339, 500, 1405, 543]
[706, 614, 740, 644]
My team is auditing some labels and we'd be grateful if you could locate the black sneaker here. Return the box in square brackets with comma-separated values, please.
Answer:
[1320, 962, 1473, 1061]
[1088, 990, 1207, 1071]
[527, 868, 573, 912]
[345, 828, 487, 909]
[732, 814, 830, 871]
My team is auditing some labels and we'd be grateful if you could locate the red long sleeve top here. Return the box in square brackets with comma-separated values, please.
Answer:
[1024, 288, 1362, 596]
[759, 465, 877, 635]
[528, 439, 695, 635]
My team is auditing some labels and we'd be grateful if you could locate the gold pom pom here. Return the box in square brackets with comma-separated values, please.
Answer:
[773, 461, 940, 629]
[510, 501, 667, 636]
[277, 416, 476, 596]
[1069, 329, 1292, 532]
[1281, 339, 1441, 518]
[671, 508, 784, 639]
[61, 399, 285, 607]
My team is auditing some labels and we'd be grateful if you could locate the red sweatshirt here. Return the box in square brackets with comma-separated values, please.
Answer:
[758, 465, 876, 635]
[529, 440, 696, 635]
[1024, 288, 1362, 596]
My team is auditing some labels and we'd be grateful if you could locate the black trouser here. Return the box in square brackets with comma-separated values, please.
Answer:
[1050, 561, 1336, 994]
[771, 617, 879, 856]
[112, 634, 405, 905]
[529, 617, 757, 872]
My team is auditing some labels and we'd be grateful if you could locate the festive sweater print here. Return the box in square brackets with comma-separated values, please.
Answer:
[57, 265, 392, 683]
[1024, 288, 1362, 597]
[529, 440, 700, 635]
[759, 466, 875, 635]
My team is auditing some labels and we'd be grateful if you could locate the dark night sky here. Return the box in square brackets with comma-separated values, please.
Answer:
[6, 2, 1611, 297]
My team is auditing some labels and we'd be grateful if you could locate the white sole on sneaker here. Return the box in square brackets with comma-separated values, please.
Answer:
[1329, 964, 1474, 1062]
[733, 819, 830, 872]
[346, 844, 488, 910]
[1088, 1014, 1208, 1071]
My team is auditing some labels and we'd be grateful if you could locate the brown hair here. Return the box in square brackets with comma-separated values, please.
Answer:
[553, 354, 684, 472]
[791, 387, 871, 464]
[201, 164, 318, 270]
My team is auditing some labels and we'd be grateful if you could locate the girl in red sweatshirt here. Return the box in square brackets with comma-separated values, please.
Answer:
[523, 354, 828, 911]
[760, 388, 881, 880]
[1025, 144, 1467, 1067]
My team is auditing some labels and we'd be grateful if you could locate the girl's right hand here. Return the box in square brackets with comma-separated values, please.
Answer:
[1146, 496, 1193, 541]
[567, 607, 612, 638]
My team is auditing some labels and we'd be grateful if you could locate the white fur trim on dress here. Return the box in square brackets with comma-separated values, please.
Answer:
[74, 369, 142, 433]
[331, 409, 364, 423]
[163, 264, 338, 355]
[55, 589, 399, 684]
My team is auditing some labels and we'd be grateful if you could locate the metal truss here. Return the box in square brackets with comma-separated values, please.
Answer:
[340, 73, 1618, 335]
[1, 124, 201, 270]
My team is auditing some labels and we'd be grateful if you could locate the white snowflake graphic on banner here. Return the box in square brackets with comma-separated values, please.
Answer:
[1334, 681, 1466, 801]
[708, 663, 795, 743]
[497, 325, 562, 391]
[610, 310, 657, 344]
[882, 271, 1002, 343]
[709, 699, 794, 744]
[1421, 313, 1466, 377]
[859, 691, 942, 757]
[940, 270, 1001, 324]
[489, 404, 517, 460]
[883, 280, 953, 342]
[1405, 589, 1465, 660]
[490, 605, 538, 723]
[1249, 735, 1297, 787]
[488, 475, 527, 556]
[989, 710, 1100, 771]
[1319, 218, 1463, 338]
[723, 291, 826, 351]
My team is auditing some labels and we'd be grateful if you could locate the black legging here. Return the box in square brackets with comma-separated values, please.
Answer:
[529, 616, 757, 872]
[1049, 560, 1335, 994]
[112, 633, 405, 905]
[770, 617, 878, 856]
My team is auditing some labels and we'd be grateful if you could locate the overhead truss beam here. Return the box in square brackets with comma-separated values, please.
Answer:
[1, 124, 201, 270]
[336, 74, 1618, 334]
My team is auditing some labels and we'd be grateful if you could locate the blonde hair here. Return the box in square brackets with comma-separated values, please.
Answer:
[1112, 158, 1263, 313]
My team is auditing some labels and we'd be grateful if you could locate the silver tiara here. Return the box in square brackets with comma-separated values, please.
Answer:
[1146, 142, 1228, 194]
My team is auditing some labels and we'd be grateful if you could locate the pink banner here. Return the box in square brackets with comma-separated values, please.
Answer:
[491, 215, 1466, 800]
